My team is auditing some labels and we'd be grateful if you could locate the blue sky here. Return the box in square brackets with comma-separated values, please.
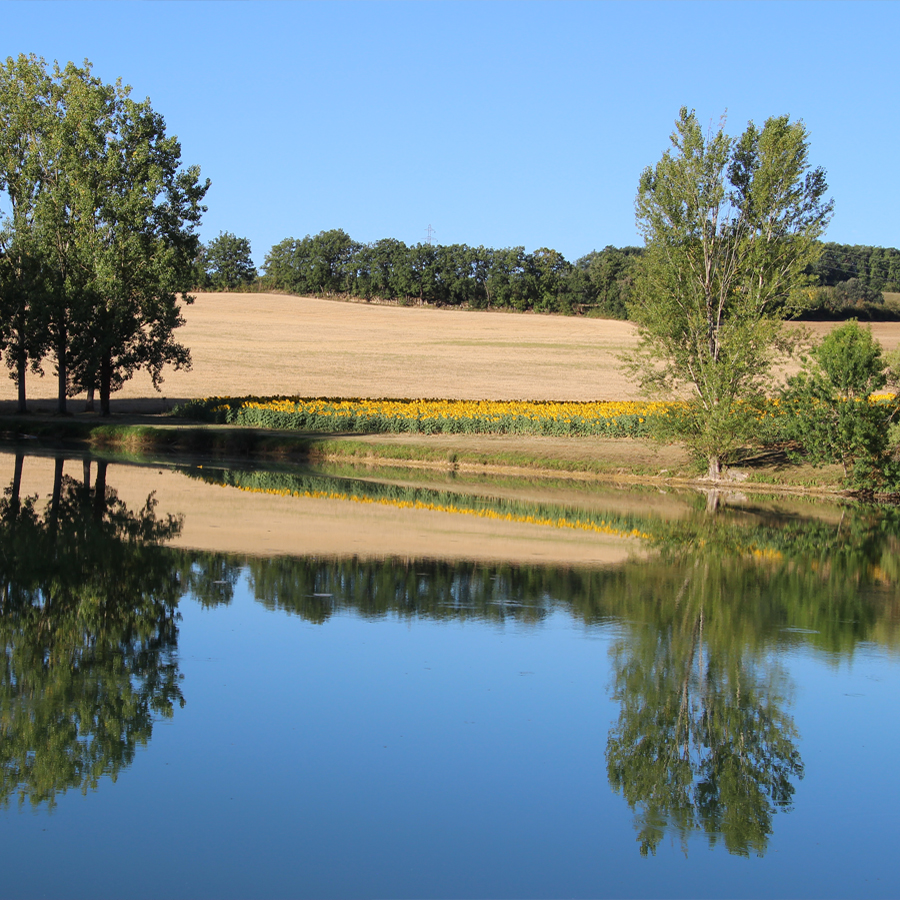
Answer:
[3, 0, 897, 266]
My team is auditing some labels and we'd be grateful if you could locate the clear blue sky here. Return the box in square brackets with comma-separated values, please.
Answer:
[3, 0, 897, 266]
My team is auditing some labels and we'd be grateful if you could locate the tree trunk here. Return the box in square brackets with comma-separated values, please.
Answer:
[93, 460, 108, 521]
[100, 348, 112, 417]
[707, 455, 721, 480]
[56, 330, 67, 416]
[49, 456, 64, 539]
[11, 453, 24, 519]
[16, 345, 27, 414]
[84, 387, 95, 412]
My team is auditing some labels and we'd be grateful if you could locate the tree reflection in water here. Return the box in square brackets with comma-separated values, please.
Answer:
[0, 454, 184, 810]
[175, 464, 900, 859]
[3, 453, 900, 856]
[602, 500, 900, 858]
[605, 554, 803, 858]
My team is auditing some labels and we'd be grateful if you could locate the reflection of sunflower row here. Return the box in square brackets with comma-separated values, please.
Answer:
[186, 468, 654, 540]
[175, 396, 679, 436]
[185, 467, 893, 575]
[259, 486, 651, 539]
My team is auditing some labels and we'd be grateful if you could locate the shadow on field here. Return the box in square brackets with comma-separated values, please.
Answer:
[0, 396, 189, 417]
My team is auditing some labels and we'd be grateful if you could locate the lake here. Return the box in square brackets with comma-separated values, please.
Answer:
[0, 449, 897, 899]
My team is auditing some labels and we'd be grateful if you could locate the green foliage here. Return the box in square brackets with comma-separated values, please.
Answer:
[812, 242, 900, 294]
[647, 394, 771, 468]
[0, 456, 185, 809]
[0, 54, 56, 411]
[627, 108, 833, 476]
[261, 231, 640, 318]
[575, 245, 642, 318]
[263, 229, 361, 296]
[201, 231, 257, 290]
[0, 53, 208, 415]
[780, 320, 900, 489]
[805, 278, 887, 319]
[606, 570, 803, 858]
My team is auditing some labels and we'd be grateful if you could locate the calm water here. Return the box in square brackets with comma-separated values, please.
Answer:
[0, 450, 898, 899]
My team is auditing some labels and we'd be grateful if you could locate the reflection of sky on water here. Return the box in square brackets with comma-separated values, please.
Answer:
[1, 453, 900, 898]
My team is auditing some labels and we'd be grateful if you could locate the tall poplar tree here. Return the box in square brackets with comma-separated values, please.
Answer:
[36, 60, 117, 414]
[68, 88, 208, 415]
[627, 108, 833, 477]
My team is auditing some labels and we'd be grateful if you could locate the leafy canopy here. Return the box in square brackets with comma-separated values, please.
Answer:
[627, 108, 833, 476]
[781, 320, 900, 489]
[0, 53, 208, 415]
[202, 231, 257, 290]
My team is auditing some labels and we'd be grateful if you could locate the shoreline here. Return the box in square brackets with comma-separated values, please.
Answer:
[0, 411, 855, 501]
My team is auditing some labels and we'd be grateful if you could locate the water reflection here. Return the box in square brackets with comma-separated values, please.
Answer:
[605, 556, 803, 858]
[2, 452, 899, 862]
[598, 505, 900, 856]
[180, 465, 900, 856]
[0, 454, 185, 810]
[183, 465, 659, 540]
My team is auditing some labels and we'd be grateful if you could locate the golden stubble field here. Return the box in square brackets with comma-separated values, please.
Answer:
[0, 292, 644, 409]
[4, 292, 900, 412]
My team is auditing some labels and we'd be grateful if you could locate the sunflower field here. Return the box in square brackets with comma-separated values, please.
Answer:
[172, 396, 679, 437]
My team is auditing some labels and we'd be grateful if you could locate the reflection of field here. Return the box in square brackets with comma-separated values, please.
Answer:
[5, 454, 646, 565]
[6, 451, 889, 576]
[186, 467, 659, 540]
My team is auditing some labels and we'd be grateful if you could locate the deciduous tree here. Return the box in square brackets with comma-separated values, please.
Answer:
[0, 54, 55, 412]
[781, 320, 900, 488]
[627, 108, 833, 477]
[203, 231, 257, 290]
[0, 54, 208, 416]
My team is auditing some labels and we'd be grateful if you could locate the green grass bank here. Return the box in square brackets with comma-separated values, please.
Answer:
[0, 411, 849, 497]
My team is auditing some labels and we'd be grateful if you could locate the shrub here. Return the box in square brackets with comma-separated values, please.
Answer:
[779, 321, 900, 489]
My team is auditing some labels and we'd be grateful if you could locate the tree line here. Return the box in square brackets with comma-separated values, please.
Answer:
[0, 54, 208, 415]
[197, 227, 900, 321]
[813, 242, 900, 291]
[196, 228, 641, 318]
[805, 242, 900, 317]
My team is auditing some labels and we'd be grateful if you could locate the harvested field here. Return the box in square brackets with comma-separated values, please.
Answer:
[798, 319, 900, 349]
[0, 293, 643, 411]
[3, 291, 900, 417]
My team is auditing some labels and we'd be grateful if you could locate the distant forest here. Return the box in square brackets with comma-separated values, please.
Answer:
[195, 230, 900, 320]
